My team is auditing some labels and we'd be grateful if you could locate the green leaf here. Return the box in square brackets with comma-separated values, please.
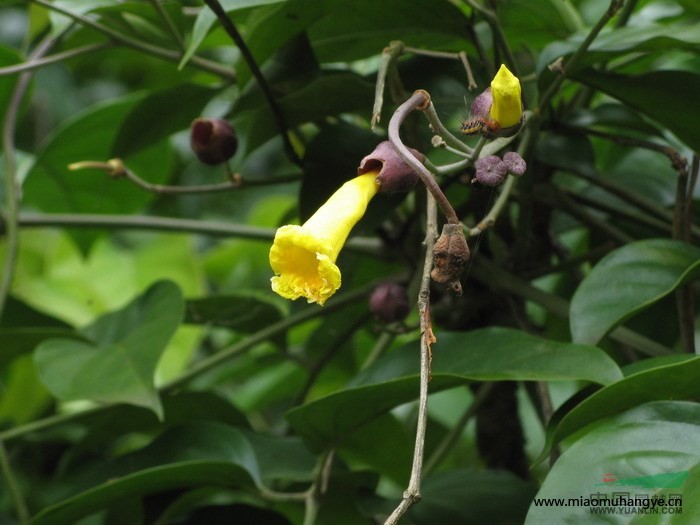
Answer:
[31, 423, 261, 525]
[572, 68, 700, 153]
[34, 281, 184, 418]
[535, 357, 700, 465]
[570, 239, 700, 345]
[184, 293, 283, 332]
[287, 328, 622, 450]
[308, 0, 473, 63]
[538, 23, 700, 74]
[527, 401, 700, 524]
[407, 469, 538, 525]
[111, 84, 217, 158]
[179, 0, 286, 70]
[234, 71, 374, 155]
[0, 327, 84, 371]
[23, 95, 170, 216]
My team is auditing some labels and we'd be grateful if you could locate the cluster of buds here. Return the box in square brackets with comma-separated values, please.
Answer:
[474, 151, 527, 186]
[369, 282, 410, 323]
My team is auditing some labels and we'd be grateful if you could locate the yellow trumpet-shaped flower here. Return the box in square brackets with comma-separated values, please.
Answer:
[270, 172, 379, 305]
[489, 64, 522, 128]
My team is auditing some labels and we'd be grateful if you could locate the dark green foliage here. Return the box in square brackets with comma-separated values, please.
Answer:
[0, 1, 699, 524]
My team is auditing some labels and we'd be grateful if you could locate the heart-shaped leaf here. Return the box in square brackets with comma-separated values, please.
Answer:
[570, 239, 700, 345]
[527, 401, 700, 524]
[34, 281, 184, 418]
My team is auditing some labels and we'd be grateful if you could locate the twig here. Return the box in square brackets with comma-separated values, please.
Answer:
[1, 33, 58, 319]
[148, 0, 185, 50]
[304, 450, 335, 525]
[30, 0, 236, 80]
[469, 257, 673, 357]
[383, 192, 438, 524]
[0, 32, 61, 524]
[372, 41, 404, 129]
[462, 0, 518, 77]
[0, 43, 111, 77]
[201, 0, 302, 166]
[466, 172, 516, 237]
[423, 382, 495, 474]
[538, 0, 624, 113]
[673, 154, 695, 354]
[360, 331, 396, 371]
[421, 101, 473, 155]
[14, 213, 384, 256]
[0, 441, 29, 524]
[69, 158, 301, 194]
[389, 90, 460, 224]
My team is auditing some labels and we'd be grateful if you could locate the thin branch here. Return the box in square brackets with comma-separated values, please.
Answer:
[462, 0, 518, 76]
[423, 382, 495, 474]
[564, 188, 674, 236]
[0, 33, 61, 524]
[360, 331, 396, 371]
[0, 441, 29, 524]
[538, 0, 624, 113]
[384, 192, 438, 524]
[148, 0, 185, 50]
[201, 0, 301, 166]
[0, 43, 111, 77]
[469, 257, 673, 357]
[372, 41, 404, 129]
[389, 90, 460, 224]
[1, 32, 58, 318]
[421, 100, 473, 155]
[673, 154, 695, 354]
[30, 0, 236, 80]
[304, 450, 335, 525]
[14, 213, 383, 255]
[466, 173, 516, 237]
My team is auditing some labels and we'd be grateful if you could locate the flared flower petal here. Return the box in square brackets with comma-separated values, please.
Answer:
[489, 64, 522, 129]
[270, 172, 379, 305]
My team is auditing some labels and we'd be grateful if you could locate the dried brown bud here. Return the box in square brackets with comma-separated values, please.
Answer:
[190, 118, 237, 166]
[474, 155, 507, 186]
[430, 224, 470, 294]
[358, 141, 425, 193]
[503, 151, 527, 177]
[369, 282, 410, 323]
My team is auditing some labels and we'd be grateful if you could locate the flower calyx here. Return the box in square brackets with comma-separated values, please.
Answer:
[358, 141, 425, 193]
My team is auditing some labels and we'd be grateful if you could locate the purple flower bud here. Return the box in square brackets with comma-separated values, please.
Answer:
[469, 87, 493, 119]
[358, 141, 425, 193]
[369, 282, 411, 323]
[190, 118, 237, 166]
[503, 151, 527, 177]
[474, 155, 507, 186]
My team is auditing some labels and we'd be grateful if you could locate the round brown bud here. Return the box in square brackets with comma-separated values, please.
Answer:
[190, 118, 237, 166]
[503, 151, 527, 177]
[474, 155, 507, 186]
[369, 282, 410, 323]
[358, 141, 425, 193]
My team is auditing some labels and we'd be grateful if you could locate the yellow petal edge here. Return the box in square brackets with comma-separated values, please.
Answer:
[270, 171, 379, 305]
[489, 64, 522, 128]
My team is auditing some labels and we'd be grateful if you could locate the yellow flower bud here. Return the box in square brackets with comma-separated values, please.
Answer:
[489, 64, 522, 129]
[269, 172, 379, 305]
